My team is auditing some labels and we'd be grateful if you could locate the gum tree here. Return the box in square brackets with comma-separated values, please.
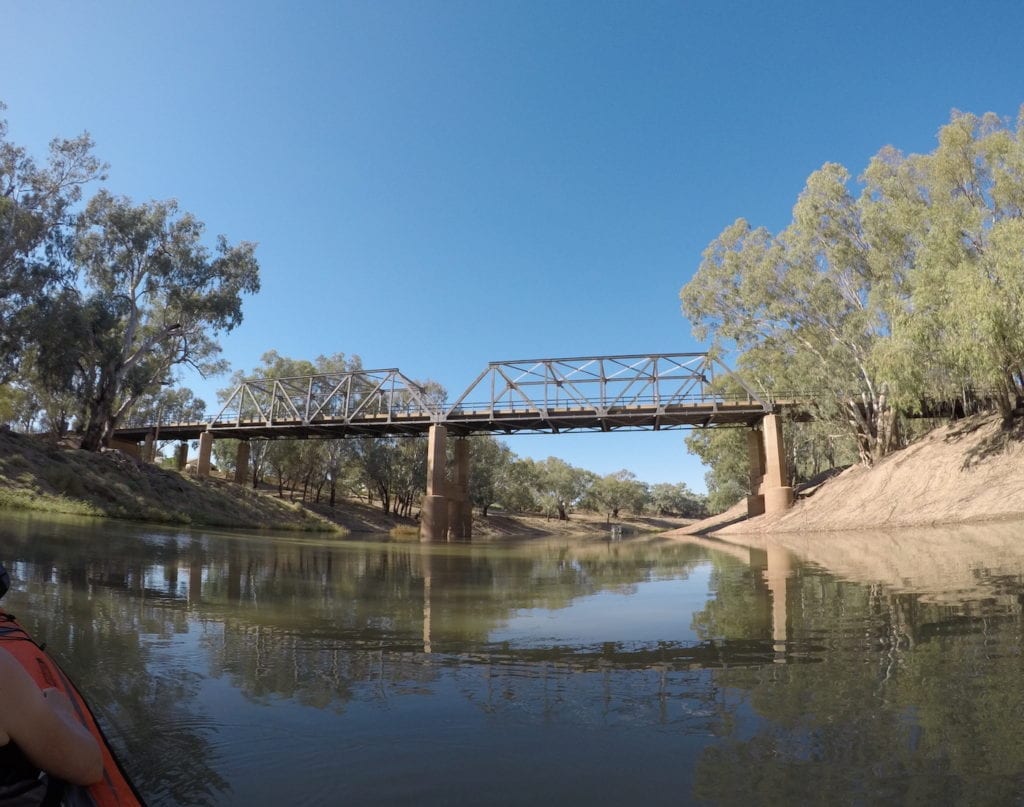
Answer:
[72, 191, 259, 450]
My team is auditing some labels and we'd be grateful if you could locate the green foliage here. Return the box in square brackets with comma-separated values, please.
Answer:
[648, 481, 707, 518]
[466, 434, 514, 516]
[588, 469, 650, 518]
[683, 106, 1024, 478]
[0, 104, 106, 384]
[685, 428, 750, 513]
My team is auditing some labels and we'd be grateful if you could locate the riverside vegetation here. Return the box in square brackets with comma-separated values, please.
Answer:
[0, 428, 696, 536]
[3, 101, 1024, 528]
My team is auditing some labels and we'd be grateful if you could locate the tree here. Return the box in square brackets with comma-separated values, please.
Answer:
[0, 105, 106, 382]
[590, 470, 649, 519]
[69, 191, 259, 449]
[466, 435, 515, 517]
[682, 107, 1024, 466]
[682, 164, 901, 465]
[859, 110, 1024, 421]
[494, 458, 541, 513]
[532, 457, 595, 520]
[685, 428, 750, 514]
[649, 481, 707, 518]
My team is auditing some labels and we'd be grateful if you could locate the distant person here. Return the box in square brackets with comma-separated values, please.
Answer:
[0, 646, 103, 802]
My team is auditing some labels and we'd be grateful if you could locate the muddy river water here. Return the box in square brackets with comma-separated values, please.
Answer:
[2, 511, 1023, 805]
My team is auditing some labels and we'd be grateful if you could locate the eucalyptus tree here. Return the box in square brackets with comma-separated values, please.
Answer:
[466, 435, 515, 516]
[589, 470, 649, 519]
[494, 458, 541, 513]
[682, 163, 900, 465]
[859, 110, 1024, 421]
[0, 104, 106, 384]
[531, 457, 596, 520]
[70, 191, 259, 450]
[649, 482, 707, 518]
[685, 428, 751, 514]
[683, 107, 1024, 466]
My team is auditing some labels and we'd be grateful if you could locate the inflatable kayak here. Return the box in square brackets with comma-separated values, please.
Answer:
[0, 578, 145, 806]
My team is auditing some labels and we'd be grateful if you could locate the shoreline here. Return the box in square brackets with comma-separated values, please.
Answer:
[665, 413, 1024, 539]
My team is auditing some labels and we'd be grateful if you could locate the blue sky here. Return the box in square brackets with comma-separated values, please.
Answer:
[5, 1, 1024, 492]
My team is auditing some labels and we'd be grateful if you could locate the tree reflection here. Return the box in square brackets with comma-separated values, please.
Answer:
[0, 515, 227, 805]
[690, 537, 1024, 805]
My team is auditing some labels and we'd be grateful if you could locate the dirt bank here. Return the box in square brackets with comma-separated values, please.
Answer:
[669, 414, 1024, 536]
[0, 429, 694, 537]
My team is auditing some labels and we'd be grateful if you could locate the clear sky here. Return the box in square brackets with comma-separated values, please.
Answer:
[4, 1, 1024, 492]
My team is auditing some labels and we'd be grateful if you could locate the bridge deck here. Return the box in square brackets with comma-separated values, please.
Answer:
[114, 400, 770, 442]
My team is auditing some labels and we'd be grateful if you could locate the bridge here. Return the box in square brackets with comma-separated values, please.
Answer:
[112, 353, 795, 539]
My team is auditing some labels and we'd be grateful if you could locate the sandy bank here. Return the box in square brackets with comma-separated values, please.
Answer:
[668, 414, 1024, 537]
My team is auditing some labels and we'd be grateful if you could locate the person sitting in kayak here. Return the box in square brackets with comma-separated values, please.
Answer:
[0, 646, 103, 789]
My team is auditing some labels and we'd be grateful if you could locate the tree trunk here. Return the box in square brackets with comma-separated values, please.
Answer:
[845, 385, 899, 466]
[80, 387, 117, 451]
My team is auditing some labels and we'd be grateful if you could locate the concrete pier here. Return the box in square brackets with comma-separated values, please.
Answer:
[234, 440, 250, 485]
[746, 414, 794, 517]
[197, 432, 213, 478]
[175, 442, 188, 471]
[420, 425, 449, 541]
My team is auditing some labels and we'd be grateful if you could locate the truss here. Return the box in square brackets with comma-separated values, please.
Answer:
[443, 353, 769, 433]
[114, 353, 773, 441]
[210, 368, 439, 436]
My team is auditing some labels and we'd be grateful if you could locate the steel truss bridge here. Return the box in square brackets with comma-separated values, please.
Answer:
[114, 353, 774, 443]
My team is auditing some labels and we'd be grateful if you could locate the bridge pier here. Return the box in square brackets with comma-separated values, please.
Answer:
[197, 431, 213, 478]
[420, 426, 474, 541]
[421, 425, 449, 541]
[234, 440, 250, 485]
[747, 414, 794, 517]
[143, 431, 156, 463]
[175, 442, 188, 471]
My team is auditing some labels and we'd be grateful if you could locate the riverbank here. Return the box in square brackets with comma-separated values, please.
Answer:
[669, 413, 1024, 537]
[0, 429, 694, 537]
[0, 429, 337, 531]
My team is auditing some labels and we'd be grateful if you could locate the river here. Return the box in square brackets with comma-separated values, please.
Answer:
[2, 511, 1023, 805]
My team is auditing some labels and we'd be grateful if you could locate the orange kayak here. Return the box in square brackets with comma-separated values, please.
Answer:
[0, 609, 146, 806]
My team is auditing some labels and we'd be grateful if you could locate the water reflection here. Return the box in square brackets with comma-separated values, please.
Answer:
[1, 511, 1023, 805]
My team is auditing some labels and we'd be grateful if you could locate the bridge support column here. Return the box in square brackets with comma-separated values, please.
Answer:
[234, 440, 250, 485]
[747, 414, 794, 517]
[175, 442, 188, 471]
[447, 437, 472, 540]
[421, 425, 449, 542]
[761, 414, 794, 515]
[143, 431, 156, 463]
[197, 431, 213, 479]
[746, 428, 766, 517]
